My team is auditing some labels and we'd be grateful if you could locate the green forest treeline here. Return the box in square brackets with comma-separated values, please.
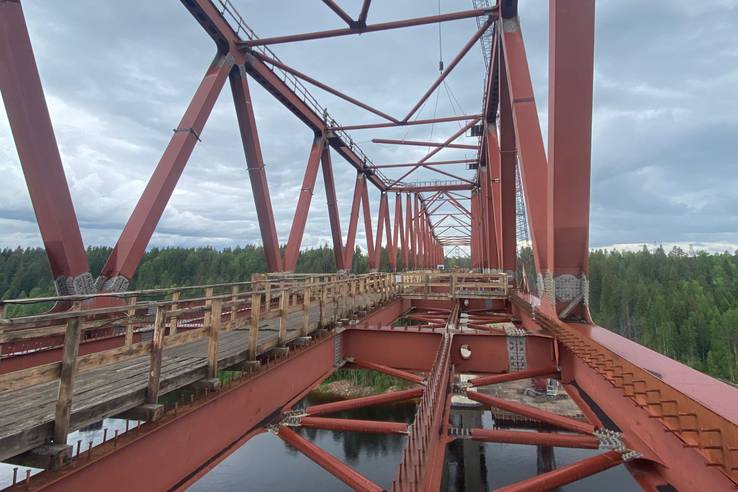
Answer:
[1, 245, 736, 382]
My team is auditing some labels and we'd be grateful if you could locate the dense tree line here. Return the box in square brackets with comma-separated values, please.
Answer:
[589, 246, 738, 383]
[1, 245, 736, 382]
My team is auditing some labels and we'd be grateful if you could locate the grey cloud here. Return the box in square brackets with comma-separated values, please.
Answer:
[0, 0, 736, 255]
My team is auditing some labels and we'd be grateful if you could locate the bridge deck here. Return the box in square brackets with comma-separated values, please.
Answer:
[0, 293, 372, 461]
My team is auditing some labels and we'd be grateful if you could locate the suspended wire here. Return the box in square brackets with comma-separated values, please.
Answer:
[427, 84, 441, 147]
[437, 0, 444, 72]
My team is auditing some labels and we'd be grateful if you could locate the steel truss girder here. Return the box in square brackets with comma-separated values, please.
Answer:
[0, 1, 89, 293]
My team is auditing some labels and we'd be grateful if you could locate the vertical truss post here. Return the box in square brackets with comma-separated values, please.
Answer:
[371, 192, 388, 269]
[392, 193, 404, 271]
[100, 55, 232, 285]
[0, 1, 91, 294]
[384, 194, 393, 268]
[498, 41, 517, 274]
[414, 194, 423, 268]
[470, 189, 480, 269]
[284, 135, 326, 271]
[424, 209, 432, 268]
[321, 146, 345, 270]
[549, 0, 596, 318]
[230, 65, 283, 272]
[501, 14, 554, 301]
[407, 194, 415, 269]
[343, 172, 366, 270]
[486, 127, 503, 269]
[361, 181, 375, 264]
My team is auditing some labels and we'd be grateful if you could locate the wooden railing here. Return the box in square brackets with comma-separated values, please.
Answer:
[397, 271, 510, 299]
[0, 272, 398, 449]
[0, 270, 512, 451]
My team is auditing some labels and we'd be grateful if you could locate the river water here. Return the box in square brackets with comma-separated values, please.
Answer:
[191, 394, 640, 491]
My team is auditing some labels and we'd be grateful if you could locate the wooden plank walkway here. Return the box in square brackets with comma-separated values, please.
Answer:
[0, 292, 376, 462]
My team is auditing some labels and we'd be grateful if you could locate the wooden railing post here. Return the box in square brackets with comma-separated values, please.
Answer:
[125, 295, 137, 346]
[53, 308, 81, 446]
[146, 306, 166, 404]
[332, 281, 339, 322]
[302, 286, 310, 336]
[230, 285, 240, 327]
[249, 291, 261, 359]
[350, 278, 357, 316]
[320, 285, 327, 327]
[264, 279, 272, 316]
[169, 290, 180, 335]
[450, 273, 457, 300]
[207, 299, 222, 379]
[279, 288, 288, 344]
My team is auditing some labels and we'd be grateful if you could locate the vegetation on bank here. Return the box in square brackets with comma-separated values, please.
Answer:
[1, 244, 736, 382]
[319, 368, 413, 396]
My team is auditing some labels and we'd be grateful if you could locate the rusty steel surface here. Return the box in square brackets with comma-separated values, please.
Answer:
[3, 0, 737, 490]
[14, 334, 336, 492]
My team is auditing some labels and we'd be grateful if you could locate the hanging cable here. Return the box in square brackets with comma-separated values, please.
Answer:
[437, 0, 444, 72]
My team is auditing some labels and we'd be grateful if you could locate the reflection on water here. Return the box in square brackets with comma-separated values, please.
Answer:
[192, 394, 640, 491]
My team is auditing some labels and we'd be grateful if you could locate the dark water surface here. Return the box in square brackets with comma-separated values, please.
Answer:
[191, 394, 640, 491]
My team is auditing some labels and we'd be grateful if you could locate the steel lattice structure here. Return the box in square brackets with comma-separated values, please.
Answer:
[2, 1, 738, 492]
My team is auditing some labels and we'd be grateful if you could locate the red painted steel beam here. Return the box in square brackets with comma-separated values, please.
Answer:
[469, 428, 599, 449]
[253, 51, 398, 123]
[470, 189, 481, 268]
[0, 1, 90, 291]
[371, 139, 478, 150]
[414, 194, 423, 267]
[494, 451, 624, 492]
[466, 389, 595, 434]
[357, 0, 372, 26]
[392, 193, 404, 270]
[501, 16, 554, 280]
[331, 113, 481, 131]
[371, 192, 388, 268]
[372, 159, 476, 168]
[101, 56, 231, 281]
[321, 0, 355, 27]
[486, 127, 504, 268]
[184, 0, 387, 192]
[423, 164, 476, 185]
[305, 388, 423, 415]
[27, 334, 337, 491]
[468, 366, 559, 387]
[342, 173, 366, 269]
[389, 118, 480, 187]
[300, 416, 409, 434]
[406, 194, 414, 268]
[284, 135, 326, 271]
[392, 183, 475, 192]
[277, 426, 383, 492]
[383, 193, 393, 266]
[404, 18, 494, 121]
[238, 8, 496, 47]
[321, 146, 346, 270]
[229, 65, 283, 272]
[549, 0, 596, 314]
[498, 36, 517, 273]
[350, 358, 425, 385]
[241, 52, 385, 190]
[361, 180, 375, 260]
[479, 165, 492, 269]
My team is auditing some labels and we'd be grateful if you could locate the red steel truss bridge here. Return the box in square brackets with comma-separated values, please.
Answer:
[1, 0, 737, 491]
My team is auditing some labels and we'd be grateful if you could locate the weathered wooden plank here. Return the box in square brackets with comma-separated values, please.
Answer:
[207, 299, 222, 379]
[145, 307, 166, 404]
[53, 315, 81, 444]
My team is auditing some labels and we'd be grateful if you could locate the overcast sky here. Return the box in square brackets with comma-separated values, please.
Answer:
[1, 0, 737, 257]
